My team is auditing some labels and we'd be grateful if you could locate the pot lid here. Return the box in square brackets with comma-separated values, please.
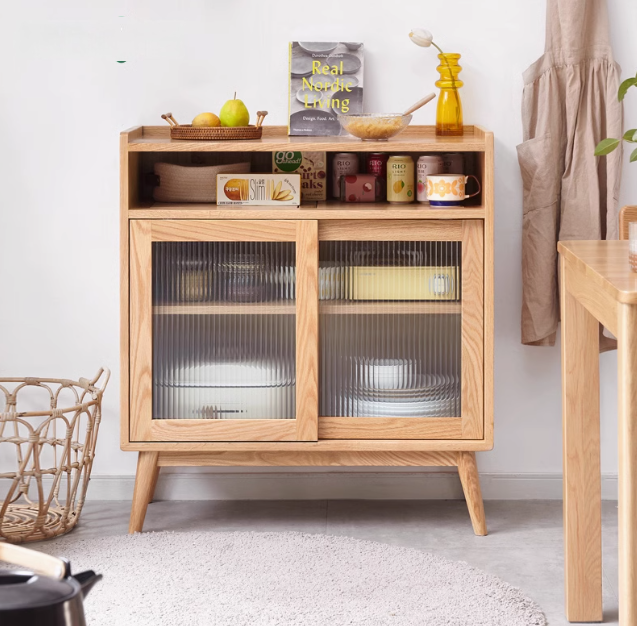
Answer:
[0, 570, 78, 610]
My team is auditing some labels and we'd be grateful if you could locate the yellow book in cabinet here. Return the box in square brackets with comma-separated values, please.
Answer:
[348, 266, 458, 301]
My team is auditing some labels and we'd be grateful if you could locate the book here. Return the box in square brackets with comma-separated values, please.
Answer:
[288, 42, 364, 136]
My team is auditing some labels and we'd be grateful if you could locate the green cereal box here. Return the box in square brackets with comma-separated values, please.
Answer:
[272, 151, 327, 202]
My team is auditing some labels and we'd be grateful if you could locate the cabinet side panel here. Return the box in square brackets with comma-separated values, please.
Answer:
[120, 134, 131, 447]
[483, 134, 494, 446]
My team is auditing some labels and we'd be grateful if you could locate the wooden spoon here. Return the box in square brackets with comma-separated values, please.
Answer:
[403, 93, 436, 116]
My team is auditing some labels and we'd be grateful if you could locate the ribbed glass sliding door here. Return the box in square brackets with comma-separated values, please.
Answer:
[319, 240, 461, 418]
[317, 220, 483, 440]
[152, 241, 296, 421]
[128, 219, 318, 442]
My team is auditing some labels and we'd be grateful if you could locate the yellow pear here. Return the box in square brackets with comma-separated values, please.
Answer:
[192, 112, 221, 127]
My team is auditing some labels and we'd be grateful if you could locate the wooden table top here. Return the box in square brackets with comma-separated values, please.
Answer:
[558, 240, 637, 304]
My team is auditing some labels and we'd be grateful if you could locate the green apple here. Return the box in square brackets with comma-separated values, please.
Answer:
[219, 93, 250, 127]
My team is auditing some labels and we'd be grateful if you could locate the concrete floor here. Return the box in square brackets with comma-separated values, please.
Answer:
[64, 499, 619, 625]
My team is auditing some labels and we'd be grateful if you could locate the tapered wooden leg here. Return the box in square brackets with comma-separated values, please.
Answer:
[457, 451, 487, 536]
[148, 465, 161, 504]
[560, 256, 602, 622]
[129, 451, 159, 534]
[618, 303, 637, 625]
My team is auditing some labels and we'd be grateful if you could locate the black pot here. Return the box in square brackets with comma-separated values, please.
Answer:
[0, 543, 100, 626]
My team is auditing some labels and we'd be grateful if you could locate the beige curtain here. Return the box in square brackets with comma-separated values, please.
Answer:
[518, 0, 623, 347]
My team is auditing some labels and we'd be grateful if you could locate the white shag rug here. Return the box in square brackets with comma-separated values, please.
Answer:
[35, 531, 547, 626]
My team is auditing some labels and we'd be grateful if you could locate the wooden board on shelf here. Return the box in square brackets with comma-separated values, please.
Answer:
[128, 202, 486, 221]
[125, 125, 489, 153]
[153, 301, 462, 316]
[153, 303, 296, 315]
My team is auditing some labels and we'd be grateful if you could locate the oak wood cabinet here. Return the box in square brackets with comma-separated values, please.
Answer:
[121, 125, 494, 534]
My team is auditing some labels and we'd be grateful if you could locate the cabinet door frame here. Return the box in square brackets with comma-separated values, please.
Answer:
[128, 219, 318, 443]
[317, 219, 484, 440]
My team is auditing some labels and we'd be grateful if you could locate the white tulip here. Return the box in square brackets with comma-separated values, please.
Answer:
[409, 28, 434, 48]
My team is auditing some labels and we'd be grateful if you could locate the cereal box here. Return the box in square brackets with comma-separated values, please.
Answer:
[272, 151, 327, 202]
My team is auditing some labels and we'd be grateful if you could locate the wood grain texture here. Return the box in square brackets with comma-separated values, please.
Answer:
[147, 465, 160, 504]
[318, 220, 462, 241]
[617, 302, 637, 625]
[318, 418, 462, 440]
[482, 135, 495, 449]
[157, 450, 459, 467]
[121, 438, 494, 452]
[120, 133, 131, 448]
[148, 419, 298, 442]
[127, 125, 489, 153]
[457, 451, 487, 536]
[129, 451, 159, 533]
[295, 220, 319, 441]
[151, 219, 297, 242]
[461, 220, 484, 439]
[562, 257, 618, 335]
[129, 204, 486, 221]
[558, 240, 637, 304]
[129, 220, 153, 441]
[560, 253, 603, 623]
[619, 205, 637, 241]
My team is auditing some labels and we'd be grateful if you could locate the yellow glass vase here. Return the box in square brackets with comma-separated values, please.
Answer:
[435, 53, 463, 137]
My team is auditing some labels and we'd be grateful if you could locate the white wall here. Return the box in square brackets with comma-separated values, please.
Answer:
[1, 0, 636, 497]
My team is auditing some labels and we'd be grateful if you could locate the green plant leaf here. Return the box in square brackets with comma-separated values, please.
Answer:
[630, 147, 637, 163]
[618, 77, 637, 101]
[624, 129, 637, 143]
[594, 138, 621, 156]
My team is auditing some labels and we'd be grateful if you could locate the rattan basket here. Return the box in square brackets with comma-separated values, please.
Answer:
[162, 111, 268, 141]
[0, 369, 109, 543]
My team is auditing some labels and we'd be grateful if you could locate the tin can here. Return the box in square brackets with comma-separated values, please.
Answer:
[442, 152, 464, 174]
[417, 155, 444, 203]
[366, 153, 388, 179]
[387, 155, 415, 204]
[332, 153, 359, 198]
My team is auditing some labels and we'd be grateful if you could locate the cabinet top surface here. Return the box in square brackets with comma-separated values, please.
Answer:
[124, 125, 492, 152]
[558, 240, 637, 304]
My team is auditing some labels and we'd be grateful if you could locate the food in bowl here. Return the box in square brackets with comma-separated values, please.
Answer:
[338, 113, 412, 140]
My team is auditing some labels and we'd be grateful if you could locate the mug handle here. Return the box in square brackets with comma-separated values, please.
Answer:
[464, 175, 481, 198]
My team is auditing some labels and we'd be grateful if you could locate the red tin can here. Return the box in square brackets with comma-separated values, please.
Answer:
[366, 153, 388, 179]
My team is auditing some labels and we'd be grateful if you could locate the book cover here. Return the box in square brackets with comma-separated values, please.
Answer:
[288, 42, 364, 136]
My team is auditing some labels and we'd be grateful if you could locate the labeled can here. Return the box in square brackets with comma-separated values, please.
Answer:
[442, 152, 464, 174]
[332, 153, 359, 198]
[366, 153, 388, 179]
[417, 155, 444, 203]
[387, 155, 415, 204]
[367, 153, 388, 198]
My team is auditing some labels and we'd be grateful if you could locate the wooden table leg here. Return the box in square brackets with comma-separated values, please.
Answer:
[618, 303, 637, 625]
[129, 451, 159, 534]
[457, 451, 487, 536]
[560, 257, 602, 622]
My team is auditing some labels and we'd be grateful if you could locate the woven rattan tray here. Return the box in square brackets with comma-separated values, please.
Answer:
[162, 111, 268, 141]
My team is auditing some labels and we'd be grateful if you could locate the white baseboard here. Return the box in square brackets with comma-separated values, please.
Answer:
[85, 470, 619, 501]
